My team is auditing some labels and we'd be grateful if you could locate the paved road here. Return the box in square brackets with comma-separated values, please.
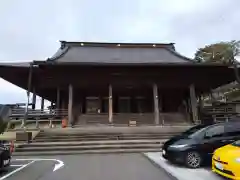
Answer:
[1, 154, 174, 180]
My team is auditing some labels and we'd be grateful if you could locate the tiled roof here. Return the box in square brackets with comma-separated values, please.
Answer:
[47, 41, 194, 64]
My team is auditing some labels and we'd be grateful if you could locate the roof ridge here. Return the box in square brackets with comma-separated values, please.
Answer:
[60, 40, 174, 45]
[59, 41, 175, 49]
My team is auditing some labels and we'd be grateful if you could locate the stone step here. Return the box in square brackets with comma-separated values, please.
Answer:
[36, 131, 178, 136]
[36, 133, 177, 138]
[13, 148, 161, 156]
[35, 134, 174, 140]
[40, 126, 192, 135]
[33, 136, 172, 142]
[36, 132, 176, 137]
[20, 139, 166, 147]
[15, 143, 162, 152]
[34, 138, 118, 142]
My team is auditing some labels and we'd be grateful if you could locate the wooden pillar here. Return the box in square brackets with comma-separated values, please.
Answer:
[40, 98, 44, 111]
[189, 84, 198, 123]
[108, 84, 113, 123]
[153, 83, 160, 125]
[68, 84, 73, 126]
[32, 88, 36, 110]
[48, 102, 54, 127]
[23, 63, 33, 128]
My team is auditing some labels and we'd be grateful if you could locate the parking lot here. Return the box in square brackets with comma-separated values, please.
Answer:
[0, 154, 175, 180]
[0, 153, 229, 180]
[0, 159, 56, 180]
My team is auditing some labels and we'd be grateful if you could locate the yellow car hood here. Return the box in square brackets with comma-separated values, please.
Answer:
[214, 144, 240, 160]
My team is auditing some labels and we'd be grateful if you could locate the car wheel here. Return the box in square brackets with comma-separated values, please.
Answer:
[185, 151, 202, 168]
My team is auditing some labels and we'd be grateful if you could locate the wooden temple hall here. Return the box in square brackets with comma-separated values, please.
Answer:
[0, 41, 236, 126]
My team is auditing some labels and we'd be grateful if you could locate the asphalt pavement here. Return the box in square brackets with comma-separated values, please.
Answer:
[145, 152, 226, 180]
[1, 153, 174, 180]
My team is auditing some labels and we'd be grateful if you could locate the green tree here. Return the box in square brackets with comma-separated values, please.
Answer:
[0, 117, 8, 134]
[195, 40, 240, 100]
[194, 40, 240, 63]
[0, 105, 11, 134]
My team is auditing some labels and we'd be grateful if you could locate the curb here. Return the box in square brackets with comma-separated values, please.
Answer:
[141, 153, 179, 180]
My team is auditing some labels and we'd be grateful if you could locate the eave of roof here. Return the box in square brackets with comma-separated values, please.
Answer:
[0, 62, 31, 67]
[34, 60, 232, 67]
[0, 60, 233, 68]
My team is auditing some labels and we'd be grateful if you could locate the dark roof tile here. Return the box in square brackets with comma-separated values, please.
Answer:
[48, 41, 194, 64]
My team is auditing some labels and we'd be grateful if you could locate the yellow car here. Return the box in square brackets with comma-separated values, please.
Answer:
[212, 140, 240, 180]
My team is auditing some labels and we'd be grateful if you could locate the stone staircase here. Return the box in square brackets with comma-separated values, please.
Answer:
[161, 112, 190, 125]
[113, 113, 155, 125]
[13, 129, 182, 156]
[78, 114, 109, 125]
[76, 113, 189, 126]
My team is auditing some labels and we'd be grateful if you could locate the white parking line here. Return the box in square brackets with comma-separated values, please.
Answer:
[15, 158, 64, 172]
[0, 160, 35, 180]
[10, 164, 25, 167]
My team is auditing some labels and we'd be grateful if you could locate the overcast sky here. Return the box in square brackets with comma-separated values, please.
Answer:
[0, 0, 240, 107]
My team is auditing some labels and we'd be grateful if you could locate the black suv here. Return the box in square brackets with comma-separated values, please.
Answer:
[162, 122, 240, 168]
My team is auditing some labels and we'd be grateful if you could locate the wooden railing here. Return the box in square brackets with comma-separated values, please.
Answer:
[9, 109, 192, 128]
[212, 114, 239, 123]
[76, 112, 189, 126]
[203, 106, 235, 114]
[201, 106, 239, 124]
[10, 109, 68, 120]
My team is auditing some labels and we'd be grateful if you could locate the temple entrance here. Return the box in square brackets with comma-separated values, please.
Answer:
[102, 98, 109, 113]
[86, 97, 100, 114]
[136, 97, 149, 113]
[160, 89, 187, 113]
[118, 97, 131, 113]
